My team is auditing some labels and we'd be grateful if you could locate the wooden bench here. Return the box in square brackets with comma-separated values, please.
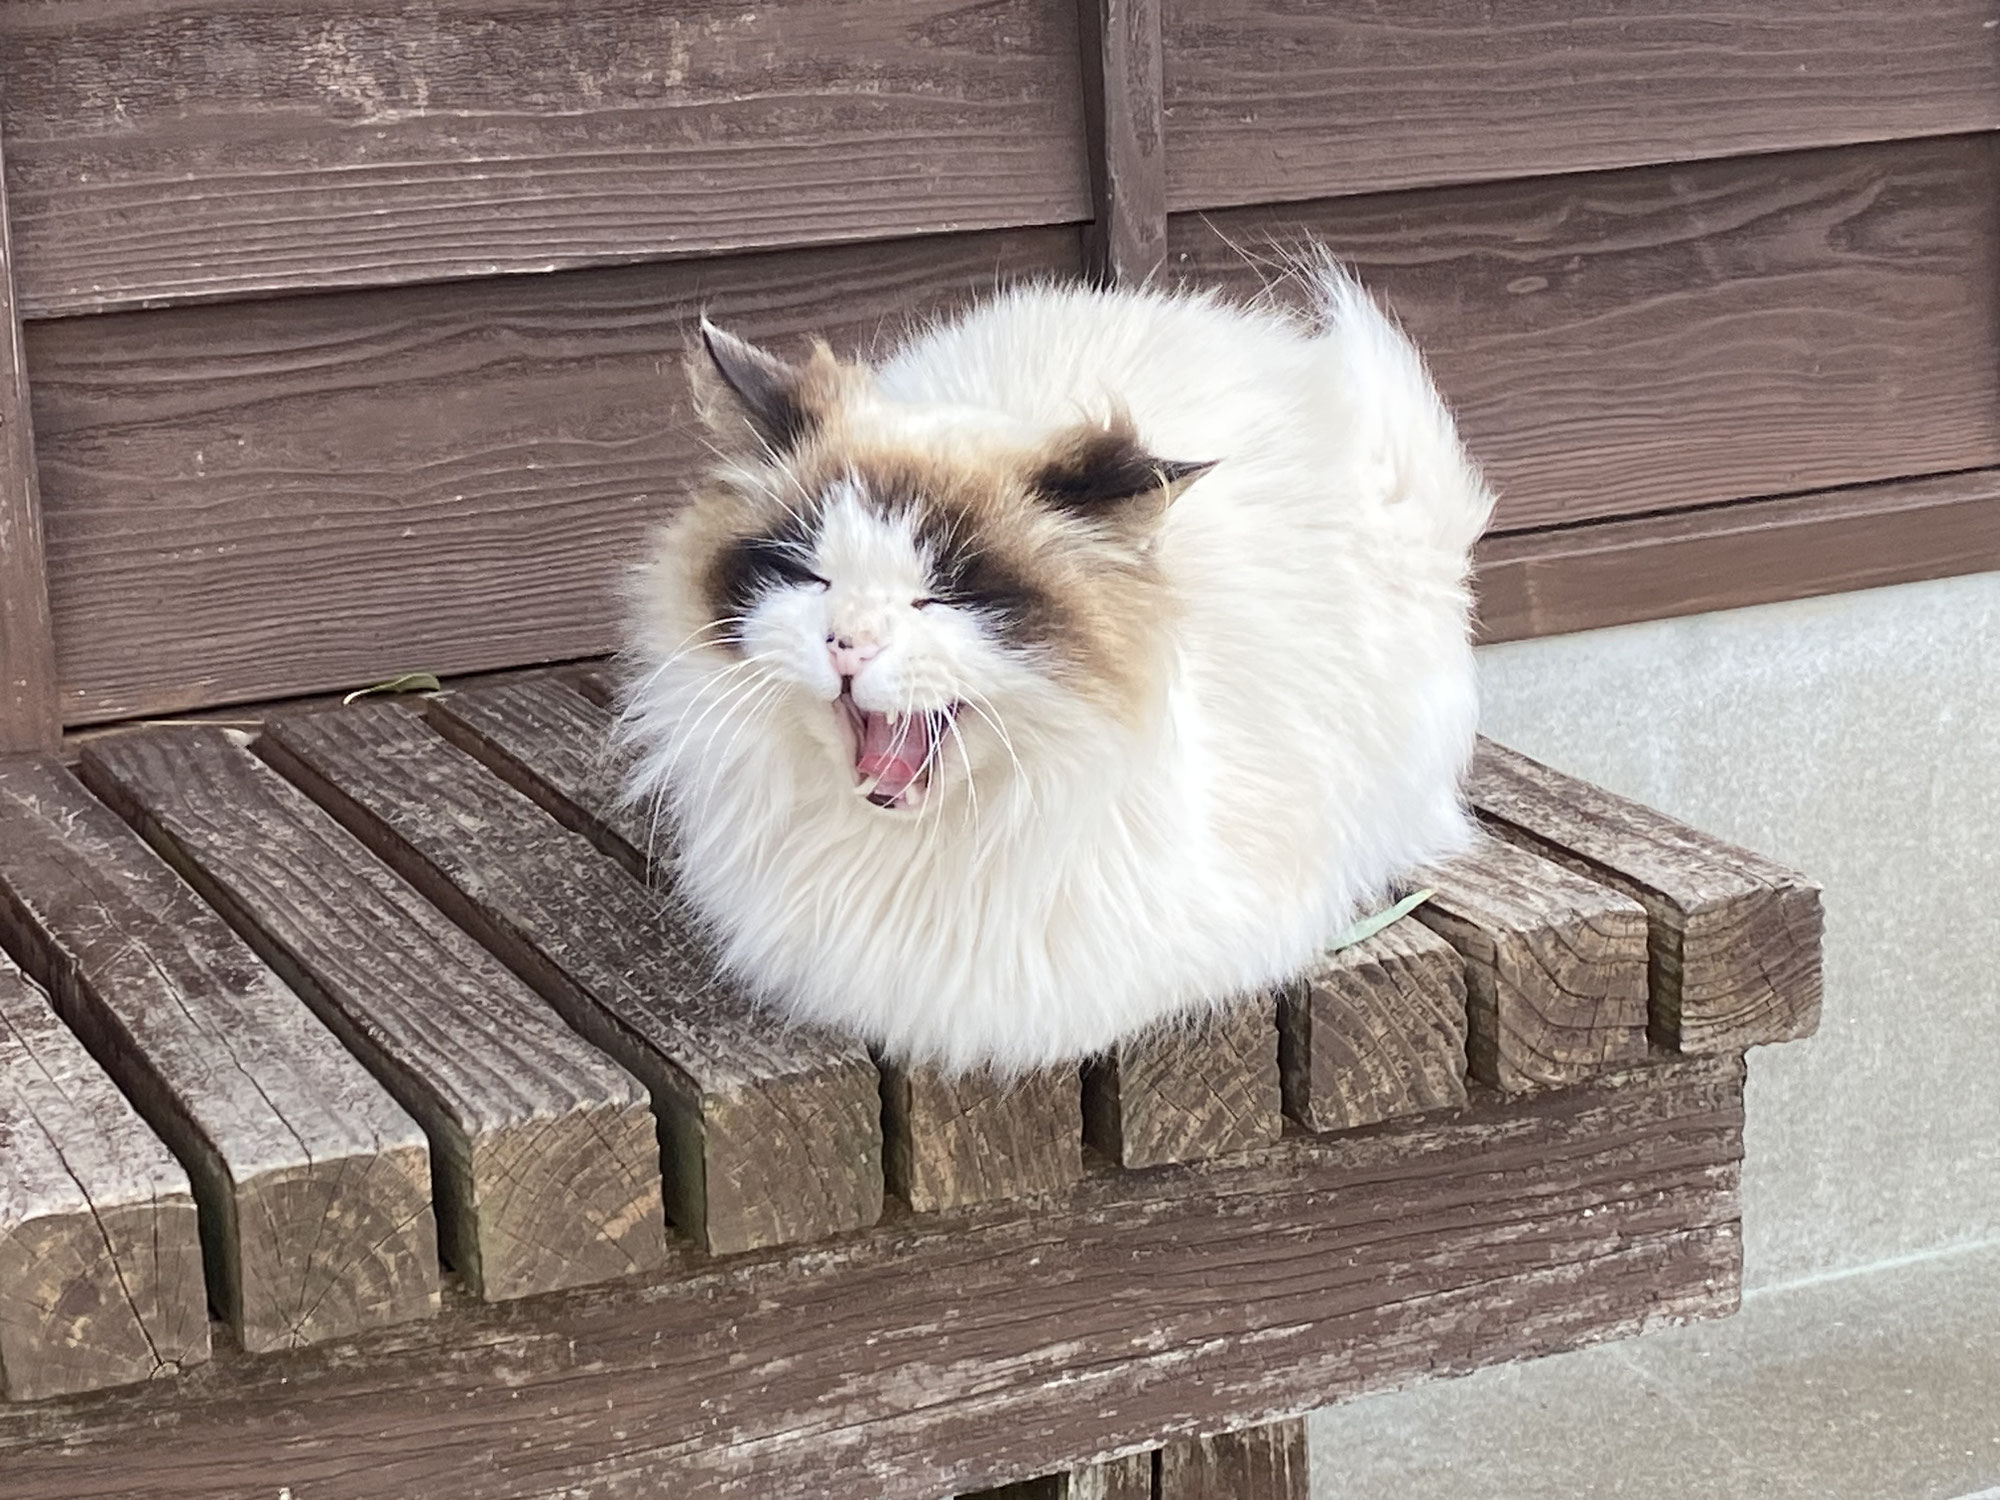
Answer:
[0, 666, 1820, 1497]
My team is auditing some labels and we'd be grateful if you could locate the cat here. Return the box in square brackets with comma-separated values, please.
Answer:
[618, 250, 1491, 1076]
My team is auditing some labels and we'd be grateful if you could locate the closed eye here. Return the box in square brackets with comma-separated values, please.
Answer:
[741, 537, 828, 590]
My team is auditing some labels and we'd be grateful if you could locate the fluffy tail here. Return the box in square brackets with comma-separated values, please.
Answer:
[1298, 248, 1495, 554]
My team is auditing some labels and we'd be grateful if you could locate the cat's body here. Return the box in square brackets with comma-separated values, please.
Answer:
[622, 257, 1491, 1074]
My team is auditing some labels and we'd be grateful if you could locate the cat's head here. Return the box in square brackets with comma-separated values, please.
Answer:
[627, 320, 1213, 817]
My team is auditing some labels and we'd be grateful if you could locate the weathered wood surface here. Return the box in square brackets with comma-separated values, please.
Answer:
[1172, 136, 2000, 534]
[1078, 0, 1167, 284]
[433, 674, 1083, 1216]
[1474, 468, 2000, 645]
[1279, 919, 1468, 1134]
[426, 677, 652, 880]
[28, 227, 1079, 726]
[80, 727, 670, 1301]
[0, 127, 57, 753]
[1084, 996, 1281, 1168]
[260, 703, 883, 1256]
[0, 759, 436, 1353]
[1157, 1420, 1307, 1499]
[967, 1451, 1155, 1499]
[883, 1065, 1083, 1214]
[1467, 741, 1823, 1054]
[0, 0, 1090, 317]
[0, 1056, 1745, 1500]
[0, 955, 207, 1402]
[1162, 0, 2000, 210]
[1417, 836, 1651, 1093]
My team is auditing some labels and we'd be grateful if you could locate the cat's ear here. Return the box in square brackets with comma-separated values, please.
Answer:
[1029, 415, 1215, 523]
[695, 318, 832, 454]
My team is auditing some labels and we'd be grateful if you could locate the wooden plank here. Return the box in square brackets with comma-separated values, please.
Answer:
[0, 954, 207, 1401]
[1417, 836, 1651, 1092]
[432, 674, 1084, 1215]
[965, 1452, 1154, 1499]
[0, 1055, 1746, 1500]
[27, 227, 1080, 726]
[882, 1065, 1083, 1213]
[0, 127, 57, 753]
[1474, 469, 2000, 645]
[259, 703, 883, 1256]
[1467, 740, 1823, 1055]
[1171, 136, 2000, 534]
[1084, 996, 1281, 1168]
[1278, 919, 1468, 1134]
[1158, 1420, 1307, 1500]
[0, 759, 436, 1354]
[1162, 0, 2000, 211]
[0, 0, 1090, 317]
[79, 727, 671, 1302]
[1077, 0, 1167, 284]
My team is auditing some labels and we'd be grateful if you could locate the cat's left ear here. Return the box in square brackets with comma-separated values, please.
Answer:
[1029, 416, 1215, 523]
[694, 318, 858, 456]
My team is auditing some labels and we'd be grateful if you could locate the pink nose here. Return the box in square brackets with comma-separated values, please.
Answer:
[827, 633, 881, 679]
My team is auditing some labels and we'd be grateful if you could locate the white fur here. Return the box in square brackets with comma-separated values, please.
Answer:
[623, 256, 1492, 1074]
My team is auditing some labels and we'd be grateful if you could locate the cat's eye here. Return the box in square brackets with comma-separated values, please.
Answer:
[743, 538, 828, 590]
[913, 597, 941, 610]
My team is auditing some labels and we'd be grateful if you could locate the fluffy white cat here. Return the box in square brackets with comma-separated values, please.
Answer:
[620, 253, 1491, 1075]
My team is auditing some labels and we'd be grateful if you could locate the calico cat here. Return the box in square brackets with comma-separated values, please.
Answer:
[620, 253, 1490, 1074]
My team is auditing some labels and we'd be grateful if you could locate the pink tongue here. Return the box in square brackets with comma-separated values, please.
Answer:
[856, 711, 930, 798]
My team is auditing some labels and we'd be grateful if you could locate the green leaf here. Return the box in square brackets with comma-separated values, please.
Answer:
[1327, 887, 1435, 953]
[342, 672, 443, 706]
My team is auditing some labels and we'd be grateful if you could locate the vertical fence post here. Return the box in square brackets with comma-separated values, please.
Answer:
[1077, 0, 1168, 286]
[0, 126, 59, 753]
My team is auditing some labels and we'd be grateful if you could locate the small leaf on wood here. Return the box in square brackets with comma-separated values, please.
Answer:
[1328, 888, 1434, 953]
[343, 673, 442, 705]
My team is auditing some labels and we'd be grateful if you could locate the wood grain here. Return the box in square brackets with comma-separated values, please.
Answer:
[260, 703, 883, 1256]
[27, 227, 1080, 726]
[0, 0, 1090, 316]
[0, 759, 436, 1354]
[966, 1452, 1155, 1499]
[80, 727, 670, 1301]
[1418, 836, 1651, 1092]
[882, 1065, 1083, 1214]
[1468, 740, 1823, 1054]
[1279, 919, 1468, 1134]
[1474, 469, 2000, 645]
[0, 127, 57, 753]
[1077, 0, 1167, 283]
[1084, 996, 1281, 1168]
[0, 954, 207, 1402]
[1158, 1420, 1307, 1500]
[1171, 136, 2000, 534]
[1162, 0, 2000, 210]
[0, 1055, 1745, 1500]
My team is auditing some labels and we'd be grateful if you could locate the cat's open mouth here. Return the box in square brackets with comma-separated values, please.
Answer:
[835, 692, 957, 811]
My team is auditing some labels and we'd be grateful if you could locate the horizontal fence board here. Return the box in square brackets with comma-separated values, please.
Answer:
[1474, 469, 2000, 643]
[30, 227, 1079, 725]
[1171, 135, 2000, 535]
[0, 0, 1090, 316]
[1163, 0, 2000, 211]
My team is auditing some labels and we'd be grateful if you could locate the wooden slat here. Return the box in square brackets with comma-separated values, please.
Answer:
[0, 759, 436, 1354]
[1474, 470, 2000, 645]
[1162, 0, 2000, 211]
[1171, 136, 2000, 534]
[1467, 740, 1823, 1055]
[1158, 1420, 1307, 1500]
[0, 1055, 1745, 1500]
[882, 1065, 1083, 1213]
[0, 128, 57, 753]
[0, 954, 207, 1402]
[431, 674, 1085, 1215]
[1077, 0, 1167, 284]
[1278, 919, 1468, 1133]
[965, 1452, 1154, 1499]
[1417, 836, 1651, 1092]
[1083, 996, 1281, 1169]
[0, 0, 1090, 317]
[260, 703, 883, 1256]
[27, 227, 1079, 726]
[80, 727, 671, 1301]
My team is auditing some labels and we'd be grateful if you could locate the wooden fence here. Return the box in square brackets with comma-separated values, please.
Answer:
[3, 0, 1999, 751]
